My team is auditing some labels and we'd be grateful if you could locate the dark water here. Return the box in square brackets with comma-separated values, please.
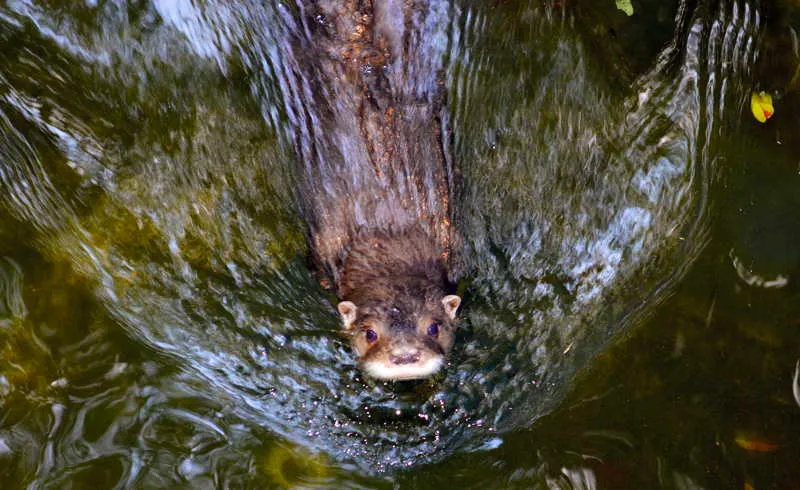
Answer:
[1, 0, 799, 488]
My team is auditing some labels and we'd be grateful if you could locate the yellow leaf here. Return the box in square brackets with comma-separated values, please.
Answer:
[734, 432, 779, 452]
[615, 0, 634, 16]
[751, 91, 774, 123]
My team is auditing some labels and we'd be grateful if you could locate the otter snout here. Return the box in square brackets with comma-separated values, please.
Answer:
[390, 348, 421, 365]
[363, 338, 444, 380]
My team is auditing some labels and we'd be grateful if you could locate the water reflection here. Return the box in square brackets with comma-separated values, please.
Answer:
[0, 0, 782, 486]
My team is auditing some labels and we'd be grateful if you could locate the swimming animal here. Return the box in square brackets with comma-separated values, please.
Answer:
[295, 0, 461, 380]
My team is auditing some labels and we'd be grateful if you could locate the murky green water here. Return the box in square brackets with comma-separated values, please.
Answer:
[1, 0, 799, 488]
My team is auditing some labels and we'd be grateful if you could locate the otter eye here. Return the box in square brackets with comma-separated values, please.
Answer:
[365, 329, 378, 343]
[427, 322, 440, 337]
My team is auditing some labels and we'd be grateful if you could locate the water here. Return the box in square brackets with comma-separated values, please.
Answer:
[1, 0, 799, 487]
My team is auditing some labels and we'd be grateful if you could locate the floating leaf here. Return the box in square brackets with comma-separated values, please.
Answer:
[615, 0, 634, 16]
[750, 91, 774, 123]
[734, 432, 779, 452]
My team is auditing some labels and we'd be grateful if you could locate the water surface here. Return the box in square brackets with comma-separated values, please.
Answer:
[1, 0, 799, 488]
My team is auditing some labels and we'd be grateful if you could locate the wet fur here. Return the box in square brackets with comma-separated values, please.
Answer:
[339, 229, 453, 307]
[293, 0, 458, 286]
[293, 0, 461, 378]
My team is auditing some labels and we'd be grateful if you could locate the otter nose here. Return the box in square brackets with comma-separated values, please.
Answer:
[390, 348, 420, 365]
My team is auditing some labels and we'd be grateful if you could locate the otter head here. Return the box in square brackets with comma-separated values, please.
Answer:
[337, 295, 461, 381]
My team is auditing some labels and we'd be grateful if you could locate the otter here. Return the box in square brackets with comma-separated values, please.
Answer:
[335, 229, 461, 380]
[293, 0, 461, 380]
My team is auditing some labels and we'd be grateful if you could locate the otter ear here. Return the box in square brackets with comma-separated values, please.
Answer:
[337, 301, 358, 329]
[441, 295, 461, 320]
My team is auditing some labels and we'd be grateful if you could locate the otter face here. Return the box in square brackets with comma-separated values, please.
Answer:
[337, 295, 461, 381]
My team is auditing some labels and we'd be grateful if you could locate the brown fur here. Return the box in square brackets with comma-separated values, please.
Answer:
[294, 0, 461, 379]
[337, 229, 460, 380]
[340, 229, 451, 306]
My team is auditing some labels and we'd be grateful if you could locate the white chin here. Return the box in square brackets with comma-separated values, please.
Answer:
[364, 356, 444, 381]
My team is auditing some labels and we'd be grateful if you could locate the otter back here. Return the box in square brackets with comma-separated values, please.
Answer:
[292, 0, 456, 287]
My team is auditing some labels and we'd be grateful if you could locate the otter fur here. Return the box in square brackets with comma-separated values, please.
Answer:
[293, 0, 461, 380]
[336, 230, 460, 380]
